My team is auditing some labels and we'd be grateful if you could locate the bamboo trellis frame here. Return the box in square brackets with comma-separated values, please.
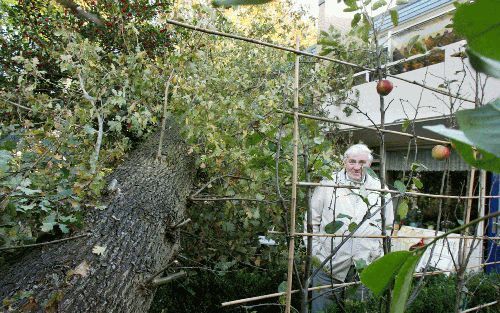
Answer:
[163, 19, 498, 313]
[221, 261, 500, 307]
[268, 231, 500, 240]
[164, 19, 475, 104]
[296, 182, 500, 199]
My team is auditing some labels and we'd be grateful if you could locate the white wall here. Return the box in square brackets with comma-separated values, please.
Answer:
[326, 41, 500, 128]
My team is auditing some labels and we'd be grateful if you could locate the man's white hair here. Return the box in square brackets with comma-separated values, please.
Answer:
[343, 143, 373, 162]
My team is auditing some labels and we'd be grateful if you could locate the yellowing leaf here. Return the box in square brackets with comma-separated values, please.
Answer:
[72, 260, 90, 277]
[92, 245, 106, 256]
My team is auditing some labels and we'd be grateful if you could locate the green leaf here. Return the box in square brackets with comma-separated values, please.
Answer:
[424, 122, 500, 172]
[372, 0, 387, 11]
[336, 213, 352, 220]
[343, 6, 359, 12]
[423, 125, 473, 145]
[452, 140, 500, 173]
[396, 0, 408, 4]
[411, 162, 428, 172]
[466, 47, 500, 78]
[390, 9, 399, 26]
[351, 13, 361, 28]
[41, 222, 56, 232]
[354, 258, 368, 271]
[222, 222, 235, 232]
[0, 150, 12, 174]
[246, 132, 263, 146]
[313, 136, 324, 145]
[390, 250, 424, 313]
[212, 0, 273, 7]
[412, 177, 423, 189]
[360, 251, 412, 296]
[16, 186, 42, 195]
[394, 180, 406, 193]
[278, 281, 287, 293]
[348, 222, 358, 232]
[325, 221, 344, 234]
[397, 199, 409, 219]
[453, 0, 500, 62]
[365, 167, 378, 179]
[59, 224, 70, 234]
[456, 100, 500, 156]
[401, 119, 411, 132]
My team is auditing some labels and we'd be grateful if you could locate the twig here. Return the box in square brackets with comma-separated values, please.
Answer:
[157, 70, 175, 160]
[151, 271, 187, 287]
[190, 196, 279, 204]
[0, 233, 89, 251]
[171, 218, 191, 229]
[1, 98, 33, 111]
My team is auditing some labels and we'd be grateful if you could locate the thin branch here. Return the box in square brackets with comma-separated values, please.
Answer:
[0, 233, 89, 251]
[56, 0, 104, 27]
[157, 69, 175, 160]
[190, 196, 278, 204]
[150, 271, 187, 287]
[1, 98, 33, 111]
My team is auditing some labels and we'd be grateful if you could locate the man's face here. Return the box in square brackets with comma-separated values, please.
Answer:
[344, 153, 371, 182]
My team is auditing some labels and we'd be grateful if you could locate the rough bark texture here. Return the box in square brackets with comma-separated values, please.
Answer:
[0, 121, 194, 312]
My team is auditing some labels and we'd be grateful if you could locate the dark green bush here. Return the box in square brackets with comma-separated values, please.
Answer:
[149, 265, 289, 313]
[325, 273, 499, 313]
[150, 270, 498, 313]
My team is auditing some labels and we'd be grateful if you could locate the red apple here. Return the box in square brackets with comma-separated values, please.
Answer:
[431, 145, 451, 160]
[376, 79, 394, 96]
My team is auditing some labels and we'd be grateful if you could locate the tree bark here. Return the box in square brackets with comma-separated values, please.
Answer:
[0, 119, 194, 312]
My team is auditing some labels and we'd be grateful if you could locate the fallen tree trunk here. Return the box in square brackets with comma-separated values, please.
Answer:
[0, 122, 194, 312]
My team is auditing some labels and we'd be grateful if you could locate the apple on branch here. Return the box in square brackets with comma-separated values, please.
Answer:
[376, 79, 393, 96]
[432, 145, 451, 160]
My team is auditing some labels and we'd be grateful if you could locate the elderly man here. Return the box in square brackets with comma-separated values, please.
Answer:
[309, 143, 394, 312]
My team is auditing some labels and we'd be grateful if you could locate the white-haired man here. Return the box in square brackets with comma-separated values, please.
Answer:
[309, 143, 394, 312]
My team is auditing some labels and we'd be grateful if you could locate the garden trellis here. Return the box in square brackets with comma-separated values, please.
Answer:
[163, 18, 499, 313]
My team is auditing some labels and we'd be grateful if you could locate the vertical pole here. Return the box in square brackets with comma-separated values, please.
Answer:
[285, 35, 300, 313]
[476, 170, 486, 262]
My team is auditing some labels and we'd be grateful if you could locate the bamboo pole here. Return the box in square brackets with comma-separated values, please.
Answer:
[278, 110, 449, 144]
[461, 169, 476, 263]
[460, 301, 498, 313]
[284, 36, 300, 313]
[164, 19, 475, 103]
[221, 281, 360, 307]
[296, 182, 500, 199]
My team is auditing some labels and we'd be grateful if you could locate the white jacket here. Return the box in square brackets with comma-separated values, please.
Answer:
[308, 169, 394, 281]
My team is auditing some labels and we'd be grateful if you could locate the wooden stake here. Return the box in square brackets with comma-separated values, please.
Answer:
[460, 301, 498, 313]
[285, 35, 300, 313]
